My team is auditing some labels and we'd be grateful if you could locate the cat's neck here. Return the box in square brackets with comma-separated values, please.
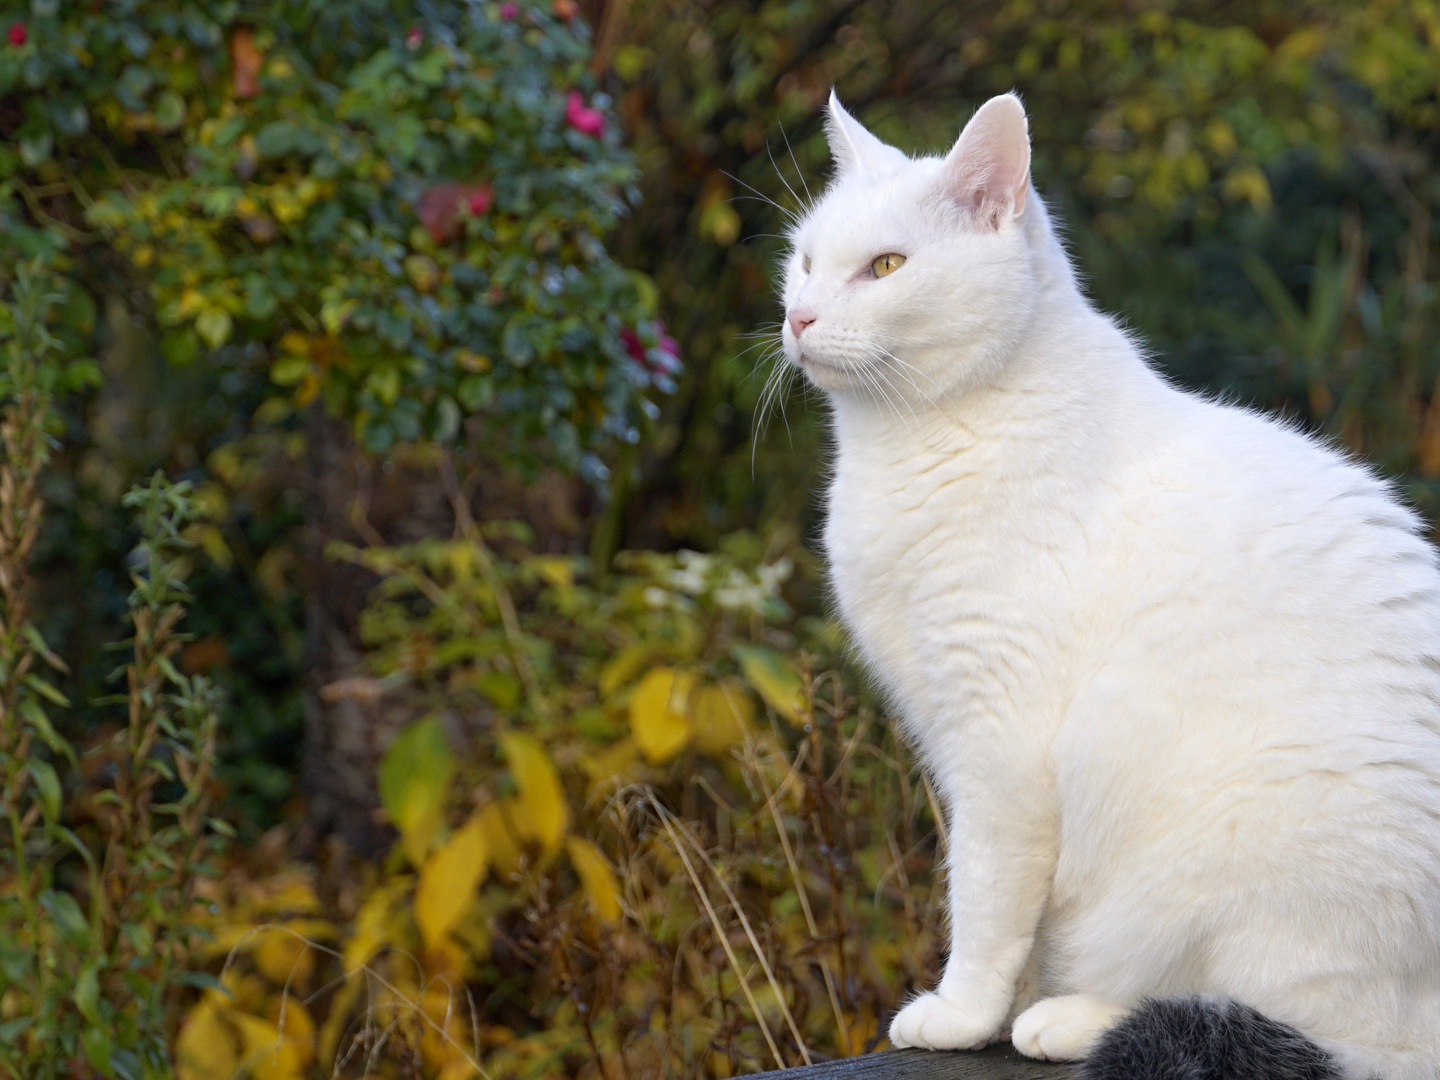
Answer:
[829, 286, 1133, 465]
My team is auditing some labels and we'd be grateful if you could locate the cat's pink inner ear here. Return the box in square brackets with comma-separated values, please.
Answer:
[941, 93, 1031, 227]
[825, 90, 907, 177]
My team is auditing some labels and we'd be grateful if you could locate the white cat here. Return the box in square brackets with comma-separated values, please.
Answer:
[780, 91, 1440, 1080]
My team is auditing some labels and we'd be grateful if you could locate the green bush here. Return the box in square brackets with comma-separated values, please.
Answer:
[2, 0, 665, 470]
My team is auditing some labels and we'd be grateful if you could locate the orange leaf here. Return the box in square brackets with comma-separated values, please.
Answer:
[230, 27, 262, 100]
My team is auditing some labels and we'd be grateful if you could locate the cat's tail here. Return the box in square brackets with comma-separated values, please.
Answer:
[1080, 997, 1344, 1080]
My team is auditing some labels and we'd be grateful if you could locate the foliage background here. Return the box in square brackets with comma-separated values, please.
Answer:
[3, 0, 1439, 1076]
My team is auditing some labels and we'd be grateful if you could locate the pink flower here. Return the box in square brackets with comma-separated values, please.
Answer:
[7, 23, 26, 46]
[405, 26, 423, 48]
[565, 91, 606, 138]
[500, 2, 518, 19]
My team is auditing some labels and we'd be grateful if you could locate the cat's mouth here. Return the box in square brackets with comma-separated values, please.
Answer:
[797, 352, 853, 383]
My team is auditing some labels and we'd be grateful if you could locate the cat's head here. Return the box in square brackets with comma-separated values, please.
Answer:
[781, 92, 1049, 405]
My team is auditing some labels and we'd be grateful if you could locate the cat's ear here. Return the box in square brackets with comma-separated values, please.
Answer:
[939, 93, 1031, 227]
[826, 90, 907, 177]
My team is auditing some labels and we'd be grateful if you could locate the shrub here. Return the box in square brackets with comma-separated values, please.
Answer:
[2, 0, 666, 470]
[186, 516, 944, 1077]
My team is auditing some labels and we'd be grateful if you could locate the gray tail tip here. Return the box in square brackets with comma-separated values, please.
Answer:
[1079, 997, 1343, 1080]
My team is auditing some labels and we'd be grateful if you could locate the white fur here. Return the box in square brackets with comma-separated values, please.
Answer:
[782, 92, 1440, 1079]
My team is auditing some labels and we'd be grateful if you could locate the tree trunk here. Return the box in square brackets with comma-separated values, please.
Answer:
[299, 411, 593, 853]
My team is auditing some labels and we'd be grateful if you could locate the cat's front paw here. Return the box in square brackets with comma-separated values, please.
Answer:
[889, 992, 999, 1050]
[1011, 995, 1128, 1062]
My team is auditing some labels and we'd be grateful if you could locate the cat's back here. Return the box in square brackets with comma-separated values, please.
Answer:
[1056, 386, 1440, 898]
[1106, 388, 1440, 668]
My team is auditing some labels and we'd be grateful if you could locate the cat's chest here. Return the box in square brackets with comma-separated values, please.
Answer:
[824, 446, 1031, 706]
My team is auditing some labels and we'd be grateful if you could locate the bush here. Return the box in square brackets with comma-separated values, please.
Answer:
[185, 520, 942, 1077]
[2, 0, 665, 471]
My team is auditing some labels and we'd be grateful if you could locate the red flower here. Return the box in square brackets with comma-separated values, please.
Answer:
[564, 91, 606, 138]
[500, 2, 518, 19]
[8, 22, 26, 46]
[405, 26, 423, 48]
[620, 326, 683, 376]
[417, 181, 493, 242]
[619, 328, 646, 364]
[467, 185, 493, 215]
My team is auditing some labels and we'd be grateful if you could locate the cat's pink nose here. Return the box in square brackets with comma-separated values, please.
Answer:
[788, 308, 817, 338]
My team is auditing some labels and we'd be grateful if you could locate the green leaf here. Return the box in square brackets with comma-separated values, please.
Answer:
[19, 698, 73, 762]
[154, 90, 186, 132]
[367, 366, 401, 406]
[378, 717, 454, 866]
[255, 119, 299, 158]
[75, 961, 103, 1024]
[24, 674, 69, 707]
[22, 624, 69, 673]
[39, 890, 90, 945]
[270, 354, 309, 385]
[161, 328, 200, 366]
[81, 1026, 113, 1077]
[29, 758, 60, 821]
[732, 643, 805, 725]
[195, 307, 233, 348]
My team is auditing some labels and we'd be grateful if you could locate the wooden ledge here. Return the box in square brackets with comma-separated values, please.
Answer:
[751, 1045, 1077, 1080]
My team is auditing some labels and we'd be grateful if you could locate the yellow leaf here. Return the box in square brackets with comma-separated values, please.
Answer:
[253, 931, 313, 988]
[566, 837, 622, 922]
[269, 1000, 315, 1065]
[1223, 164, 1273, 211]
[599, 644, 649, 696]
[415, 814, 489, 952]
[499, 733, 568, 849]
[690, 681, 755, 754]
[529, 554, 574, 589]
[629, 667, 694, 763]
[260, 877, 322, 915]
[232, 1013, 305, 1080]
[278, 331, 311, 357]
[176, 1001, 238, 1080]
[439, 1061, 480, 1080]
[344, 880, 409, 969]
[478, 800, 522, 876]
[732, 644, 805, 725]
[580, 736, 640, 785]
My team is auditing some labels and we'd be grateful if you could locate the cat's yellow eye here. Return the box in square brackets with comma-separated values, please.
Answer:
[803, 254, 812, 273]
[872, 253, 906, 278]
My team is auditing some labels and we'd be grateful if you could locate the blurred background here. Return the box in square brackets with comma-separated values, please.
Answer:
[1, 1, 1436, 1077]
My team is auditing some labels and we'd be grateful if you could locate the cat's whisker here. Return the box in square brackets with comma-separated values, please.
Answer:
[871, 340, 945, 394]
[766, 138, 808, 221]
[751, 348, 795, 445]
[751, 353, 801, 471]
[865, 359, 918, 430]
[853, 357, 910, 431]
[872, 346, 943, 411]
[778, 123, 813, 207]
[722, 171, 800, 227]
